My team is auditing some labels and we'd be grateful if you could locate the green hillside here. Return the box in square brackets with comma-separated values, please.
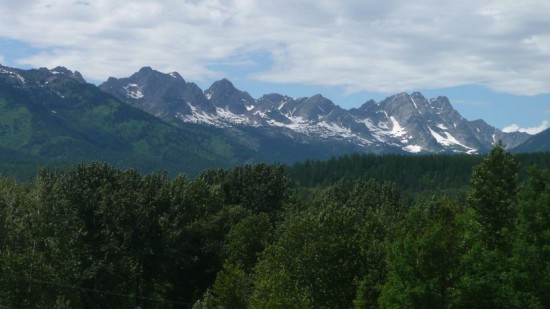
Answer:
[0, 69, 252, 178]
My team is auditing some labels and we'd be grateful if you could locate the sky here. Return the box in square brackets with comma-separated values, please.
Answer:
[0, 0, 549, 134]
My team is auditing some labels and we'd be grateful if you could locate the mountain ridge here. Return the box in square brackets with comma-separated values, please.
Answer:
[0, 64, 260, 176]
[512, 128, 550, 153]
[0, 63, 543, 178]
[100, 66, 530, 154]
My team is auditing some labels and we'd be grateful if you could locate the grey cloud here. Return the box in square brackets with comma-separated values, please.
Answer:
[1, 0, 550, 95]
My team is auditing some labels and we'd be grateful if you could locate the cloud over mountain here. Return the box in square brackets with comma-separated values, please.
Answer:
[503, 120, 550, 135]
[1, 0, 550, 95]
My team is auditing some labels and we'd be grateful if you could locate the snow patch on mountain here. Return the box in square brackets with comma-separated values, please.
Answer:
[360, 119, 388, 143]
[411, 97, 419, 110]
[429, 127, 477, 153]
[389, 116, 407, 137]
[378, 121, 390, 130]
[123, 83, 144, 99]
[437, 123, 448, 130]
[282, 115, 308, 131]
[178, 103, 222, 127]
[266, 118, 286, 127]
[317, 121, 353, 137]
[0, 67, 25, 83]
[216, 108, 249, 125]
[97, 68, 531, 155]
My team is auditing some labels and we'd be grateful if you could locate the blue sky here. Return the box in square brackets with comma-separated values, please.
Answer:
[1, 0, 549, 134]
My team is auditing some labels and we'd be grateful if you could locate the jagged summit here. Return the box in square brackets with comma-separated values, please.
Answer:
[1, 63, 540, 172]
[205, 78, 255, 116]
[139, 66, 154, 73]
[98, 67, 531, 154]
[0, 64, 88, 86]
[48, 66, 86, 84]
[99, 66, 215, 119]
[209, 78, 234, 89]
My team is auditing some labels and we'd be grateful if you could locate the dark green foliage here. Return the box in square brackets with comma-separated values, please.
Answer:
[288, 151, 550, 200]
[289, 153, 479, 192]
[468, 141, 520, 247]
[223, 213, 273, 270]
[0, 74, 251, 179]
[511, 166, 550, 307]
[380, 198, 473, 308]
[250, 180, 403, 309]
[0, 162, 290, 307]
[2, 144, 550, 308]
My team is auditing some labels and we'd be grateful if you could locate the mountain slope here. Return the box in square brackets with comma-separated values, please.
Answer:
[355, 92, 527, 153]
[1, 64, 537, 180]
[0, 65, 252, 176]
[100, 70, 388, 158]
[101, 67, 530, 155]
[99, 67, 217, 123]
[512, 128, 550, 153]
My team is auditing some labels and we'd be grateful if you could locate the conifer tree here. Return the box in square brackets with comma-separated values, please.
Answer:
[468, 141, 519, 247]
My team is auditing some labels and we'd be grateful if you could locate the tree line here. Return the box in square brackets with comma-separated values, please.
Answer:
[1, 143, 549, 308]
[288, 151, 550, 199]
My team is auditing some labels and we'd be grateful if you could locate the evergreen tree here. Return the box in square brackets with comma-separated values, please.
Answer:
[379, 198, 470, 308]
[468, 141, 519, 248]
[512, 166, 550, 307]
[460, 143, 523, 307]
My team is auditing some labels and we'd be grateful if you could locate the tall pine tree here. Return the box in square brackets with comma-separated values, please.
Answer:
[468, 141, 519, 248]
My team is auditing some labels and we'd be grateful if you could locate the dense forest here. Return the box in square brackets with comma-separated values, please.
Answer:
[289, 151, 550, 198]
[1, 144, 550, 308]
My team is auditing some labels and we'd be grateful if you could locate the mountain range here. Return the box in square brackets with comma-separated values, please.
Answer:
[99, 66, 531, 154]
[0, 64, 546, 176]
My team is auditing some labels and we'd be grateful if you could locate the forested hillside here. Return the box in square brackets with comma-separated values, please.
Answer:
[1, 144, 550, 307]
[289, 151, 550, 198]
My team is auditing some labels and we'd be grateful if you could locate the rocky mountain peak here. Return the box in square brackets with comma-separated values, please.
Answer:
[98, 69, 531, 155]
[138, 66, 154, 74]
[169, 71, 183, 80]
[288, 94, 338, 121]
[209, 78, 234, 89]
[351, 99, 378, 115]
[131, 67, 185, 84]
[100, 67, 214, 119]
[380, 92, 422, 122]
[0, 65, 27, 85]
[428, 96, 453, 113]
[256, 93, 289, 108]
[0, 64, 537, 162]
[48, 66, 86, 83]
[205, 78, 255, 115]
[206, 78, 239, 99]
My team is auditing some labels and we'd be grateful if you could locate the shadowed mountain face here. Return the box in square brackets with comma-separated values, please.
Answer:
[0, 64, 256, 176]
[102, 67, 530, 154]
[99, 66, 216, 119]
[512, 128, 550, 153]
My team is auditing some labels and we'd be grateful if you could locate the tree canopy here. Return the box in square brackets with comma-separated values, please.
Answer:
[1, 146, 550, 307]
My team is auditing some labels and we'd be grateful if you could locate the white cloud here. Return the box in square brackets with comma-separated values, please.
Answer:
[502, 120, 549, 135]
[0, 0, 550, 95]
